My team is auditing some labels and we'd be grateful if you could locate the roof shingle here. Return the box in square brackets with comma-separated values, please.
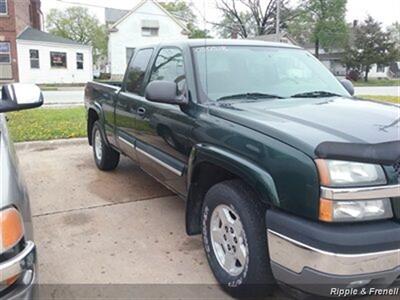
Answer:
[17, 27, 85, 46]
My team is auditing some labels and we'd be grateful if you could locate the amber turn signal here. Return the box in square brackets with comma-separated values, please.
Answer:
[0, 207, 24, 253]
[319, 198, 333, 222]
[315, 159, 331, 186]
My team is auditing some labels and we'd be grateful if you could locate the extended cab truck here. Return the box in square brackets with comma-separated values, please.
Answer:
[85, 40, 400, 297]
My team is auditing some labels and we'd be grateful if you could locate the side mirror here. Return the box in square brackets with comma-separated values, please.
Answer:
[340, 79, 355, 96]
[145, 80, 187, 105]
[0, 84, 43, 113]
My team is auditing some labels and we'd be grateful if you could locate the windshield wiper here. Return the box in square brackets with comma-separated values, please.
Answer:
[217, 92, 284, 101]
[290, 91, 341, 98]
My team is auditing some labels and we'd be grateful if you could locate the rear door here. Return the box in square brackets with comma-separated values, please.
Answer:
[114, 48, 154, 159]
[133, 47, 194, 196]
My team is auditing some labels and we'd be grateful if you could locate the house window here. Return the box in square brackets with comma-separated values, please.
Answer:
[0, 0, 7, 15]
[50, 51, 67, 68]
[376, 64, 385, 73]
[142, 27, 159, 37]
[76, 52, 84, 69]
[30, 49, 39, 69]
[141, 20, 159, 37]
[0, 42, 10, 63]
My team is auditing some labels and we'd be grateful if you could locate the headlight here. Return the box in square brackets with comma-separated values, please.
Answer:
[316, 159, 386, 187]
[319, 198, 393, 222]
[0, 207, 24, 253]
[316, 159, 393, 222]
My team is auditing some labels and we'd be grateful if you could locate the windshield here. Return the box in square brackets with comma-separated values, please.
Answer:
[192, 46, 349, 101]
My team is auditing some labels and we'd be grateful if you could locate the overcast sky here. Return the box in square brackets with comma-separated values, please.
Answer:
[41, 0, 400, 31]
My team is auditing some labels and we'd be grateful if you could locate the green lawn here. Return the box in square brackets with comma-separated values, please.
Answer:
[353, 79, 400, 87]
[7, 107, 86, 142]
[357, 95, 399, 104]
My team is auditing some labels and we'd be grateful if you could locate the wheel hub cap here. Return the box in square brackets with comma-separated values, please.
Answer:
[210, 204, 248, 276]
[94, 130, 103, 161]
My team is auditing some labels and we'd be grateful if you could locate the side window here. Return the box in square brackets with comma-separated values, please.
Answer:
[149, 48, 185, 93]
[30, 49, 39, 69]
[125, 48, 153, 95]
[76, 53, 84, 69]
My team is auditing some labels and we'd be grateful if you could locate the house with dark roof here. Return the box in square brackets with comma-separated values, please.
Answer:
[16, 27, 93, 84]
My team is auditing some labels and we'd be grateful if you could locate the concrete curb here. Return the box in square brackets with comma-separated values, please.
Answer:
[15, 138, 88, 151]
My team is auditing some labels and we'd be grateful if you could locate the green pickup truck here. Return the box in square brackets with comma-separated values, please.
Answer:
[85, 40, 400, 297]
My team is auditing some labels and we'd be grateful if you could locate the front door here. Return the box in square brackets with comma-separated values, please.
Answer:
[134, 47, 194, 196]
[114, 48, 154, 159]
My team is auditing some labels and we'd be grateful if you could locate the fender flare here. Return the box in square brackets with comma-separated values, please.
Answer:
[185, 144, 280, 235]
[87, 102, 109, 146]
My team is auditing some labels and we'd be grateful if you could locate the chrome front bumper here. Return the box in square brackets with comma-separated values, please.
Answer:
[321, 183, 400, 200]
[266, 208, 400, 296]
[268, 230, 400, 276]
[0, 241, 36, 282]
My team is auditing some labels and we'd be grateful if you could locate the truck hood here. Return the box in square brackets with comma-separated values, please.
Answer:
[209, 97, 400, 157]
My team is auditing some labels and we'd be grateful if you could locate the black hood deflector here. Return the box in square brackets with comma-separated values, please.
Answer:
[315, 141, 400, 165]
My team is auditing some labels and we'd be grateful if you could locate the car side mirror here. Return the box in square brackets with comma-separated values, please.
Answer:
[145, 80, 188, 105]
[0, 84, 43, 113]
[340, 79, 355, 96]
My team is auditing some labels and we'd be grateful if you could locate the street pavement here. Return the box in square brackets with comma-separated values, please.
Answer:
[354, 86, 399, 96]
[42, 88, 84, 107]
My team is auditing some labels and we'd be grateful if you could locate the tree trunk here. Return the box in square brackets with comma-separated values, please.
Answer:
[364, 66, 369, 82]
[315, 38, 319, 58]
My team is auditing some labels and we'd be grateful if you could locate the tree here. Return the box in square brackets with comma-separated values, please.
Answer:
[214, 0, 294, 38]
[161, 0, 212, 38]
[46, 7, 108, 61]
[288, 0, 347, 57]
[343, 16, 399, 81]
[388, 21, 400, 50]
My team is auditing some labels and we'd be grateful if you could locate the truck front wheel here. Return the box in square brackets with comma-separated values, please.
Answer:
[92, 121, 120, 171]
[201, 179, 275, 296]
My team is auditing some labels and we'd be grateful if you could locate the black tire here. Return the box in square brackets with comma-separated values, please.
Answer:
[91, 121, 120, 171]
[201, 179, 275, 297]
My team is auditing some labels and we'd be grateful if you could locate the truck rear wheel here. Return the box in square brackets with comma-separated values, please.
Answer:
[201, 179, 275, 297]
[92, 121, 120, 171]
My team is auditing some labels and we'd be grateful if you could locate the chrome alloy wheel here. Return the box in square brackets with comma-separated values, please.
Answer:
[210, 204, 248, 276]
[94, 129, 103, 161]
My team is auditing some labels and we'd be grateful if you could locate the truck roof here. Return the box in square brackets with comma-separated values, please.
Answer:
[140, 39, 301, 49]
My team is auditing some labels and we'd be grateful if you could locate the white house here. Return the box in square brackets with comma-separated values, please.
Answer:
[368, 62, 400, 79]
[107, 0, 189, 78]
[16, 27, 93, 84]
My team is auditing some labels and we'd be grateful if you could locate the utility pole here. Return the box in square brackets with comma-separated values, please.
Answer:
[276, 0, 280, 41]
